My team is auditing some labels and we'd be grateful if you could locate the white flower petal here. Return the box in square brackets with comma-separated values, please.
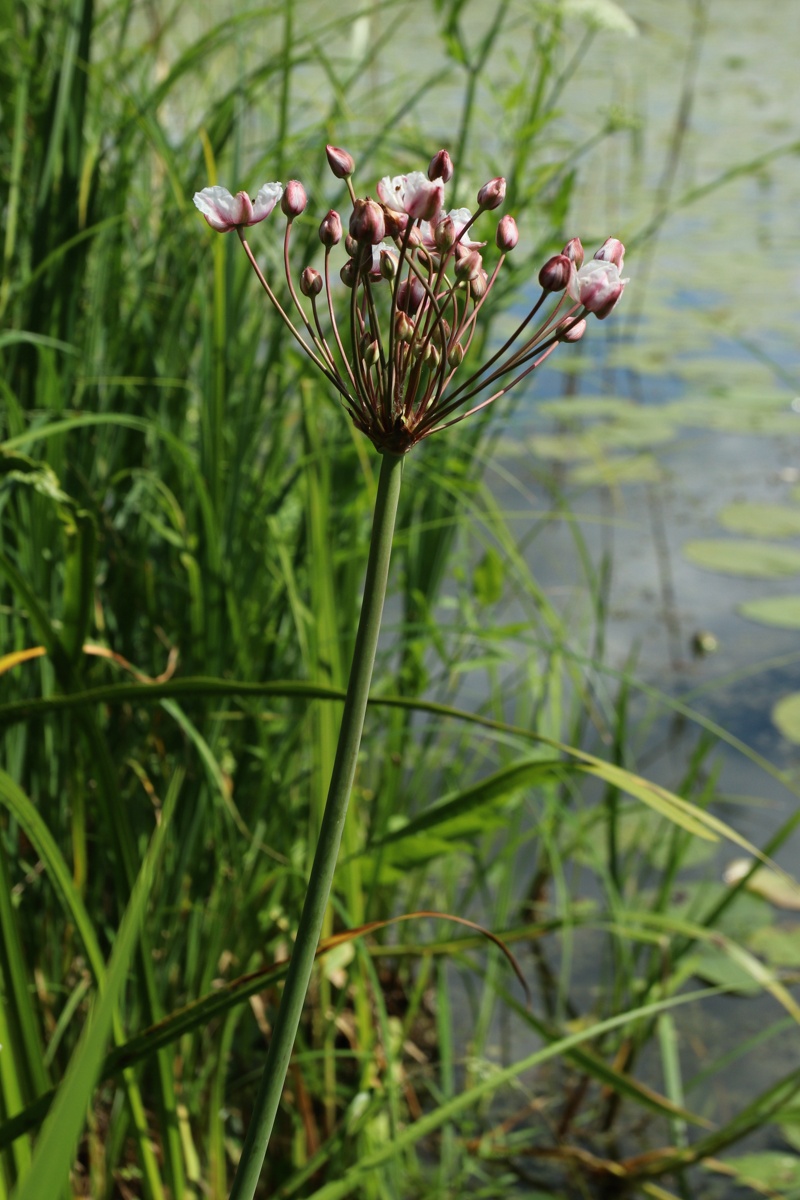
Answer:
[193, 185, 241, 232]
[252, 182, 284, 222]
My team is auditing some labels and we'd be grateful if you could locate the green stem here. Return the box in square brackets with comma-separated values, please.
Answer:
[229, 450, 405, 1200]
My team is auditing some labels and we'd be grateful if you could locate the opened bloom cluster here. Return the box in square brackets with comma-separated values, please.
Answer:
[193, 147, 627, 454]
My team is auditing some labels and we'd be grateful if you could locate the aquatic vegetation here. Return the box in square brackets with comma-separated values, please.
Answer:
[1, 0, 799, 1197]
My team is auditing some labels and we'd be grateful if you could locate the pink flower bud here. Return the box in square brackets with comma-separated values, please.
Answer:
[568, 260, 626, 319]
[281, 180, 307, 218]
[562, 237, 584, 268]
[394, 311, 414, 342]
[340, 260, 356, 288]
[593, 237, 625, 272]
[193, 183, 283, 232]
[476, 177, 506, 211]
[300, 267, 323, 297]
[538, 254, 574, 292]
[319, 209, 342, 247]
[326, 144, 355, 179]
[469, 269, 489, 300]
[382, 208, 409, 238]
[428, 149, 454, 183]
[397, 276, 425, 315]
[379, 249, 397, 280]
[557, 318, 586, 343]
[344, 234, 359, 256]
[349, 197, 386, 245]
[455, 248, 483, 282]
[496, 214, 518, 251]
[434, 215, 456, 253]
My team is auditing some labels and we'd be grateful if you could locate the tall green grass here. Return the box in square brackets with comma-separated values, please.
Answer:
[1, 0, 799, 1196]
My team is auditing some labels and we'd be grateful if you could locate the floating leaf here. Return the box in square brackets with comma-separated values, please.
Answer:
[569, 455, 663, 486]
[718, 503, 800, 538]
[530, 432, 596, 461]
[722, 1152, 800, 1193]
[683, 540, 800, 578]
[664, 395, 799, 435]
[684, 946, 761, 995]
[772, 693, 800, 744]
[739, 596, 800, 629]
[748, 926, 800, 967]
[537, 397, 635, 420]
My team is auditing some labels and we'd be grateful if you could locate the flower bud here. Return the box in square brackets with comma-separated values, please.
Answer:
[394, 311, 414, 342]
[562, 237, 584, 268]
[397, 275, 425, 315]
[538, 254, 573, 292]
[349, 197, 385, 245]
[281, 180, 307, 218]
[428, 149, 454, 183]
[476, 177, 506, 211]
[455, 248, 482, 282]
[345, 234, 359, 256]
[448, 342, 465, 368]
[379, 248, 397, 280]
[319, 209, 342, 247]
[427, 343, 441, 369]
[326, 144, 355, 179]
[340, 259, 356, 288]
[434, 215, 455, 253]
[496, 214, 518, 251]
[469, 269, 489, 300]
[300, 266, 322, 297]
[363, 338, 381, 367]
[557, 318, 586, 343]
[593, 236, 625, 272]
[382, 208, 409, 238]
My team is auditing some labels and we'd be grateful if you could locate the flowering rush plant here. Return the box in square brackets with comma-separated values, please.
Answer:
[193, 146, 626, 1200]
[193, 144, 627, 455]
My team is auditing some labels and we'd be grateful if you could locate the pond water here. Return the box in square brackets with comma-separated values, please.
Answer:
[458, 3, 800, 1193]
[494, 0, 800, 813]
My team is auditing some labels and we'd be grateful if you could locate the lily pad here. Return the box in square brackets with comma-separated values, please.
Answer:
[748, 925, 800, 966]
[569, 454, 663, 486]
[718, 502, 800, 538]
[683, 540, 800, 578]
[772, 692, 800, 744]
[738, 596, 800, 629]
[721, 1152, 800, 1193]
[530, 433, 596, 461]
[538, 397, 635, 420]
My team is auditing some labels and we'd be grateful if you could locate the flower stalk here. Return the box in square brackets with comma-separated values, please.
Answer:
[228, 450, 403, 1200]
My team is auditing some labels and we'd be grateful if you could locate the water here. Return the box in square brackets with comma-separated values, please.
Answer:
[461, 6, 800, 1193]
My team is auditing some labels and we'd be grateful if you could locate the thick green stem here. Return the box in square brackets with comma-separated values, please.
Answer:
[229, 450, 405, 1200]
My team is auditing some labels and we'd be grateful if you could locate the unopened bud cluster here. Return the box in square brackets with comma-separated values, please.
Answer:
[193, 148, 627, 453]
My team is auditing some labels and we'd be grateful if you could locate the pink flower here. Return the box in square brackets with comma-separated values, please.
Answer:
[568, 259, 627, 319]
[377, 171, 445, 221]
[193, 184, 283, 232]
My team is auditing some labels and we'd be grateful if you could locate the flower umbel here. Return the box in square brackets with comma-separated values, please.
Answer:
[194, 149, 627, 453]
